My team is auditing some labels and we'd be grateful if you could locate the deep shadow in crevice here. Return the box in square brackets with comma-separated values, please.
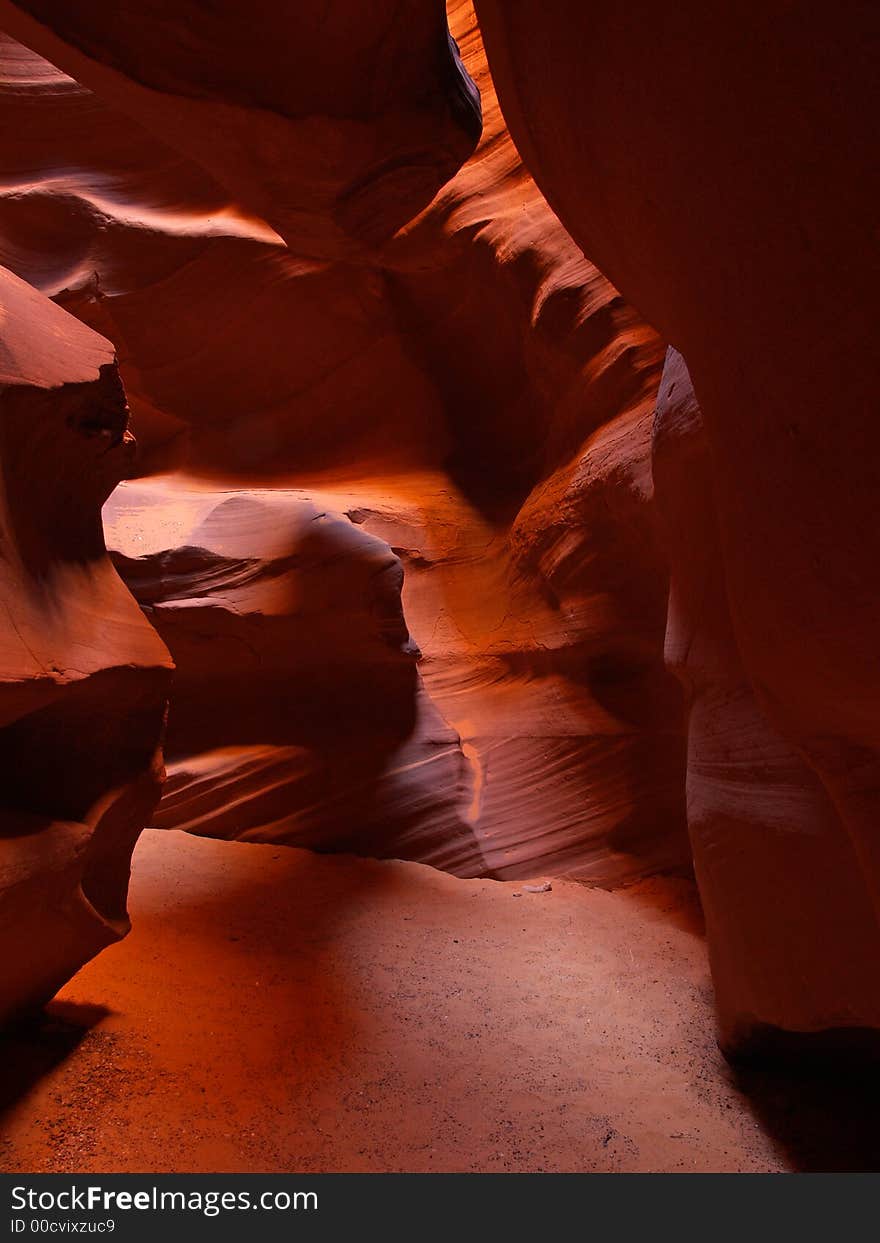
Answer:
[731, 1035, 880, 1172]
[0, 1001, 110, 1115]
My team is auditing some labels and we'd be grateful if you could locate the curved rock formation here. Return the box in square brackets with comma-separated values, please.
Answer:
[104, 479, 478, 873]
[654, 350, 880, 1053]
[470, 1, 880, 1048]
[0, 0, 481, 257]
[0, 264, 171, 1024]
[0, 3, 689, 884]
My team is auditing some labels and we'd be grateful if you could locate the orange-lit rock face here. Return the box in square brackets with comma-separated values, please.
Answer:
[0, 0, 480, 257]
[0, 266, 172, 1024]
[654, 351, 880, 1051]
[103, 481, 479, 872]
[0, 4, 688, 889]
[471, 0, 880, 1047]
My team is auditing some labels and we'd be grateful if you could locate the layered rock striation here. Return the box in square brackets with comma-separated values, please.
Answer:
[0, 265, 171, 1023]
[471, 0, 880, 1050]
[0, 2, 688, 884]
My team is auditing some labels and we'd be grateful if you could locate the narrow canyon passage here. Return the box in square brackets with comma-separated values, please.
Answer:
[2, 831, 877, 1174]
[0, 0, 877, 1187]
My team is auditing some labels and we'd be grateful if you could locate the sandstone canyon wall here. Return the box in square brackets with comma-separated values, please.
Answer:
[654, 349, 880, 1054]
[3, 0, 874, 1060]
[473, 0, 880, 1052]
[0, 264, 171, 1024]
[0, 1, 689, 898]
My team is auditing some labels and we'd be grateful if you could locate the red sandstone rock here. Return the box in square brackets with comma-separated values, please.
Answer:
[654, 349, 880, 1052]
[0, 0, 481, 256]
[103, 478, 479, 871]
[0, 4, 688, 884]
[474, 0, 880, 1051]
[0, 0, 874, 1078]
[0, 264, 171, 1024]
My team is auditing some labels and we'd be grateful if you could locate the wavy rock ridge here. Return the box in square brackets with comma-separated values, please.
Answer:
[472, 0, 880, 1053]
[0, 265, 171, 1024]
[0, 0, 689, 908]
[5, 0, 870, 1060]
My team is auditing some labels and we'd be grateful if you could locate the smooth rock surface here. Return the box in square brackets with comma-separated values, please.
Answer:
[654, 348, 880, 1053]
[474, 0, 880, 1050]
[0, 265, 171, 1024]
[0, 4, 689, 883]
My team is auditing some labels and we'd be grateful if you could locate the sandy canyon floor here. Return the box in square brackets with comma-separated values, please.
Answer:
[1, 831, 876, 1174]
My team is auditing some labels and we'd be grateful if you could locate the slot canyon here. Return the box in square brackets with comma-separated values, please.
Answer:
[0, 0, 877, 1175]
